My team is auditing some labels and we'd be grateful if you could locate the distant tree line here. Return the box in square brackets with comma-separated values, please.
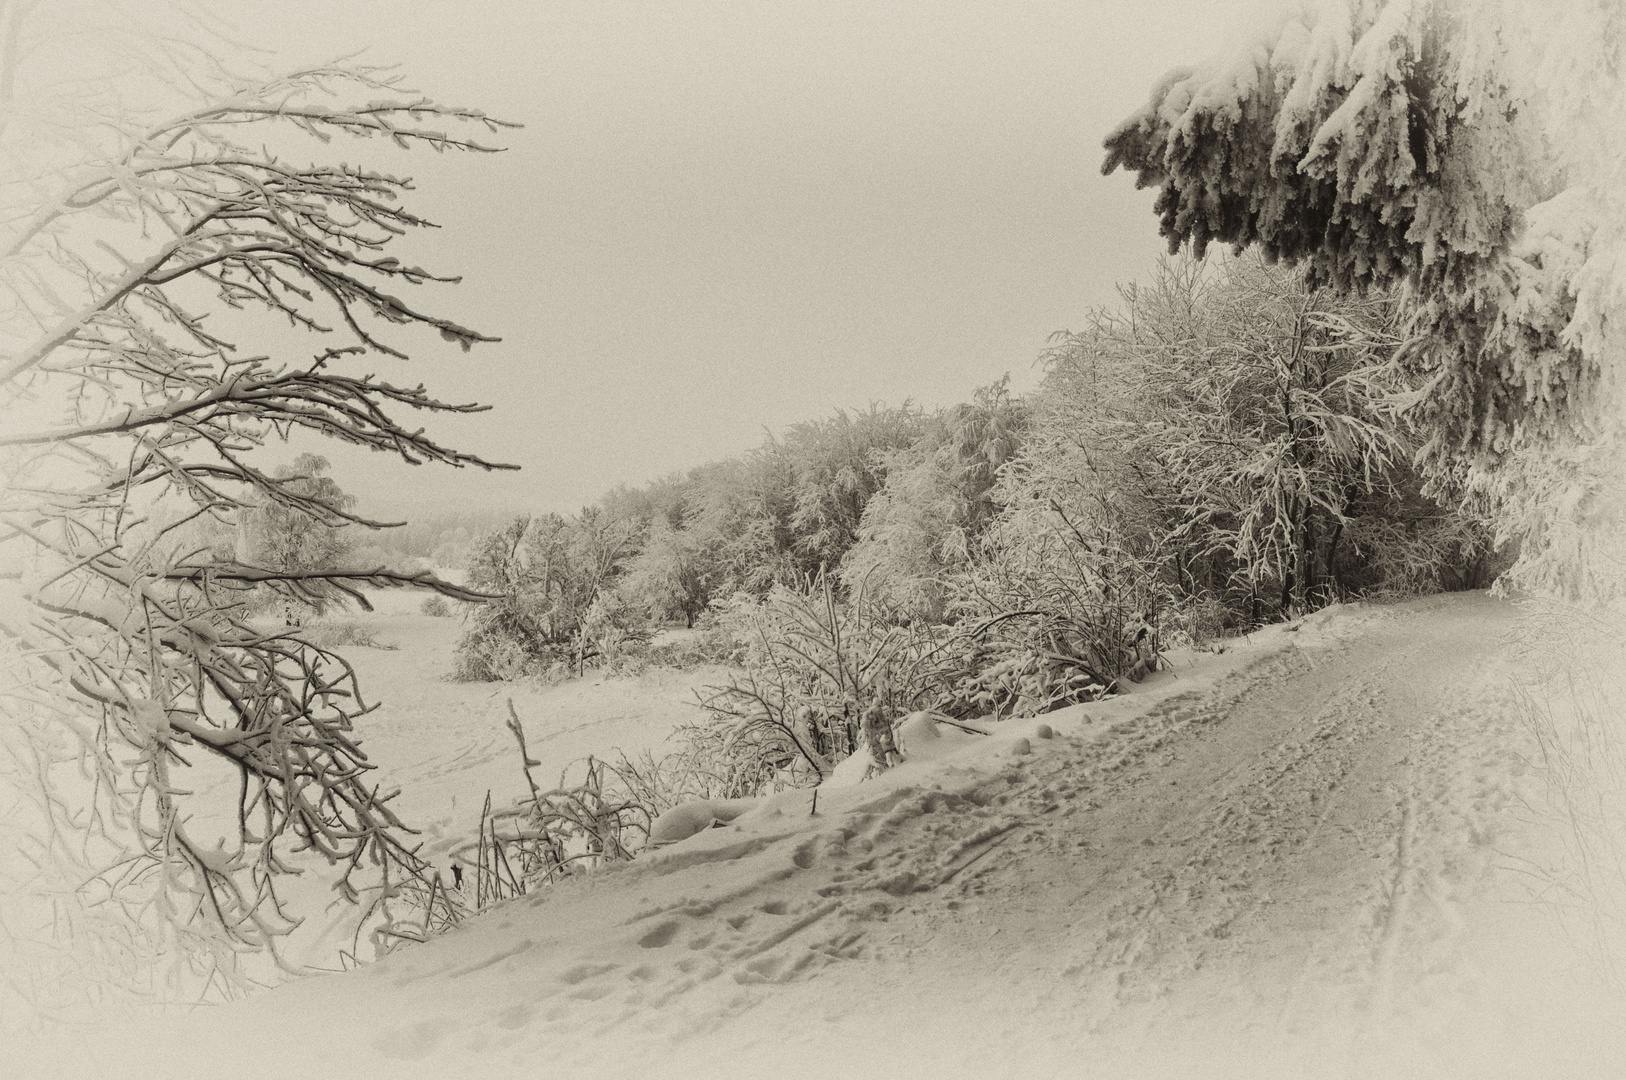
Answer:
[452, 257, 1498, 687]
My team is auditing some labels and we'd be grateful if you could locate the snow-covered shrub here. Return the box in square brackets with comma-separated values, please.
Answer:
[451, 599, 550, 681]
[300, 620, 396, 651]
[644, 623, 744, 670]
[420, 594, 453, 617]
[689, 577, 957, 792]
[467, 758, 642, 905]
[452, 511, 642, 680]
[457, 705, 748, 907]
[946, 509, 1175, 715]
[1025, 255, 1495, 623]
[1157, 593, 1234, 651]
[578, 591, 654, 676]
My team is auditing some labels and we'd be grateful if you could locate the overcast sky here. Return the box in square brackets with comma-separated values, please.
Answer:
[233, 0, 1268, 518]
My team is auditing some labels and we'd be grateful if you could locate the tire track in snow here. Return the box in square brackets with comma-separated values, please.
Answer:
[1369, 790, 1417, 1011]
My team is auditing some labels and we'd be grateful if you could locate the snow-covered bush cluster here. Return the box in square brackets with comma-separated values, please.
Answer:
[663, 255, 1499, 788]
[1018, 256, 1501, 614]
[684, 578, 958, 794]
[451, 511, 649, 681]
[454, 251, 1500, 805]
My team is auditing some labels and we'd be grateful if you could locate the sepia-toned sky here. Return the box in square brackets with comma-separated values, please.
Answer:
[235, 0, 1269, 517]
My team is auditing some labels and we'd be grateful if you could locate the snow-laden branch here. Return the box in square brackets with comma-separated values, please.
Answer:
[0, 64, 515, 968]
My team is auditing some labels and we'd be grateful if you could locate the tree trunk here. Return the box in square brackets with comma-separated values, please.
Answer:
[1324, 520, 1345, 598]
[1300, 514, 1317, 610]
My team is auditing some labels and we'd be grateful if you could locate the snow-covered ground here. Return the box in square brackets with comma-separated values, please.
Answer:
[16, 594, 1626, 1079]
[0, 595, 735, 1012]
[323, 605, 736, 879]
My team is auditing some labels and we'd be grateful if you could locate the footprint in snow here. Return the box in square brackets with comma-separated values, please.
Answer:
[637, 921, 681, 949]
[373, 1017, 454, 1060]
[559, 961, 618, 983]
[494, 1003, 533, 1030]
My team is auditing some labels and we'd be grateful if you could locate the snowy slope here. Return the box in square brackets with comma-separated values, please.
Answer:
[20, 594, 1626, 1080]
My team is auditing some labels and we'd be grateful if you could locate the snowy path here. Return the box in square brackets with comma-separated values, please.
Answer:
[32, 595, 1626, 1079]
[746, 593, 1580, 1078]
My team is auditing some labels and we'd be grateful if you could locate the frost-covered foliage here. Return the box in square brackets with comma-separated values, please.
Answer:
[1103, 0, 1626, 600]
[781, 404, 929, 574]
[841, 380, 1027, 620]
[0, 43, 512, 990]
[675, 452, 803, 597]
[469, 732, 647, 905]
[453, 511, 646, 681]
[690, 578, 956, 792]
[1028, 256, 1494, 615]
[238, 454, 356, 619]
[961, 502, 1174, 700]
[456, 406, 933, 683]
[618, 519, 716, 628]
[601, 404, 928, 609]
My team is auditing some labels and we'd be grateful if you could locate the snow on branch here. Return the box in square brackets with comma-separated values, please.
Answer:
[0, 63, 516, 972]
[1101, 0, 1626, 601]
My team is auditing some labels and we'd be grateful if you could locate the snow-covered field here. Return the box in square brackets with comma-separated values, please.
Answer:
[0, 594, 735, 1013]
[15, 594, 1626, 1079]
[219, 600, 740, 970]
[316, 601, 737, 882]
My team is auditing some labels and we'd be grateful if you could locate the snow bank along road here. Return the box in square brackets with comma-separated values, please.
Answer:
[40, 594, 1626, 1079]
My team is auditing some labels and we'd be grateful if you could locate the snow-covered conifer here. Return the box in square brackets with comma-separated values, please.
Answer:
[1103, 0, 1626, 598]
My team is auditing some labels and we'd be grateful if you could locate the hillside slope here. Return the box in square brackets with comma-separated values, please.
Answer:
[28, 594, 1625, 1079]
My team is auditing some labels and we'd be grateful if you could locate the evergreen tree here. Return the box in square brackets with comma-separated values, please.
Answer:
[1102, 0, 1626, 598]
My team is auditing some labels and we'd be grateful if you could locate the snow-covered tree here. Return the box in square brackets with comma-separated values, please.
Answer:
[841, 381, 1027, 620]
[840, 448, 970, 620]
[620, 519, 715, 628]
[0, 43, 515, 986]
[782, 404, 927, 576]
[239, 454, 355, 620]
[684, 450, 803, 596]
[454, 510, 645, 679]
[1031, 255, 1490, 615]
[1103, 0, 1626, 599]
